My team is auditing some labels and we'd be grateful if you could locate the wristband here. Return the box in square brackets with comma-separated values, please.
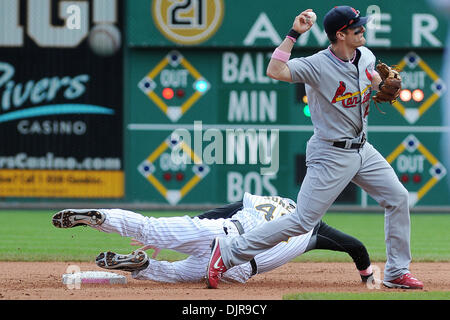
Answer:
[287, 29, 301, 40]
[286, 35, 297, 43]
[359, 265, 373, 276]
[271, 48, 291, 63]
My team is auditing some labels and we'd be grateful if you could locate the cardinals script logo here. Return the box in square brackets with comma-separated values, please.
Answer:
[331, 80, 372, 116]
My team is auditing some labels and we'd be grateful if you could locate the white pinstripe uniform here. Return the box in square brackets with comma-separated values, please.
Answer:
[94, 192, 313, 283]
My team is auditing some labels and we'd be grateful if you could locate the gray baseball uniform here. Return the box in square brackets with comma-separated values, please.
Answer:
[218, 45, 411, 281]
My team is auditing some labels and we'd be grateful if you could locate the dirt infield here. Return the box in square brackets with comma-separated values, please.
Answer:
[0, 262, 448, 300]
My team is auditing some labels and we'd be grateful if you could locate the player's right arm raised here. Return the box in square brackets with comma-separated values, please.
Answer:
[266, 9, 314, 82]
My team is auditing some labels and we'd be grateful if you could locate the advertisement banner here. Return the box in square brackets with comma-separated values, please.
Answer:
[0, 0, 124, 198]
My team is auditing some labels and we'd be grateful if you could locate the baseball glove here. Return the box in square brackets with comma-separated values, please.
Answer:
[372, 61, 402, 113]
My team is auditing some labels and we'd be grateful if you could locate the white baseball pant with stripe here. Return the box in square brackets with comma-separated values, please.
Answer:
[92, 193, 313, 283]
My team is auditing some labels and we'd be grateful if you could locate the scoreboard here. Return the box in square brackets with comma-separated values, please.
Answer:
[123, 0, 450, 208]
[127, 50, 292, 204]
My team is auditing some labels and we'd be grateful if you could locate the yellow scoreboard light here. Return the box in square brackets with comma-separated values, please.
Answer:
[302, 95, 308, 104]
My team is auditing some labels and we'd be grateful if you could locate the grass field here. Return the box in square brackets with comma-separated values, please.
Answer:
[0, 210, 449, 263]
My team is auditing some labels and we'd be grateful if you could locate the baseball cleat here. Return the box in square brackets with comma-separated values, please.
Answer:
[205, 238, 227, 289]
[96, 250, 149, 272]
[383, 273, 423, 289]
[52, 209, 105, 228]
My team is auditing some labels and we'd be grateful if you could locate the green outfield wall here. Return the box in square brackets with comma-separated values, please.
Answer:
[1, 0, 449, 209]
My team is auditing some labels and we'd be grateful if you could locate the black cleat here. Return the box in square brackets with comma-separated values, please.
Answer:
[96, 251, 149, 272]
[52, 209, 105, 228]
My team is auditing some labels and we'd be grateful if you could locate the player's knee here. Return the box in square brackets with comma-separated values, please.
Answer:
[297, 212, 322, 234]
[394, 186, 409, 207]
[382, 185, 409, 210]
[297, 220, 316, 234]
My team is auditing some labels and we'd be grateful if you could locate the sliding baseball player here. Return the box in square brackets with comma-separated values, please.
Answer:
[52, 192, 374, 284]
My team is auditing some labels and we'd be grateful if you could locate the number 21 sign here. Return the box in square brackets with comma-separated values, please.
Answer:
[152, 0, 224, 45]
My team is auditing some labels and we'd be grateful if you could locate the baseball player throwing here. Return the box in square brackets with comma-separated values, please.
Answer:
[206, 6, 423, 289]
[52, 192, 374, 284]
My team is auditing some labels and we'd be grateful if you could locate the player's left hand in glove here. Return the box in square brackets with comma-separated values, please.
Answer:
[372, 61, 402, 113]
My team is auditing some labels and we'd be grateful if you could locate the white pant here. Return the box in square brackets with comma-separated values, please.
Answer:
[95, 209, 253, 283]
